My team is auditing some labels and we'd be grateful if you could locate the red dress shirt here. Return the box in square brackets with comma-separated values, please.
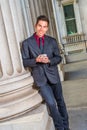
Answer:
[34, 33, 44, 47]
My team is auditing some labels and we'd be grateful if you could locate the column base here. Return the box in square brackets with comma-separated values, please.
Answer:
[0, 73, 43, 121]
[0, 104, 55, 130]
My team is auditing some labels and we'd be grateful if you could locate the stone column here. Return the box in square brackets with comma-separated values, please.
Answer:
[0, 0, 42, 121]
[51, 0, 65, 81]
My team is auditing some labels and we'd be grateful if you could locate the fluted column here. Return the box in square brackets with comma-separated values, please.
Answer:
[0, 0, 22, 77]
[0, 0, 42, 121]
[28, 0, 37, 26]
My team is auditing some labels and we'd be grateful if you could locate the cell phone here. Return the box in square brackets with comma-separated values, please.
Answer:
[39, 54, 47, 57]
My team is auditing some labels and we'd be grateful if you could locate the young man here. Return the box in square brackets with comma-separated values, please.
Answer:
[22, 15, 70, 130]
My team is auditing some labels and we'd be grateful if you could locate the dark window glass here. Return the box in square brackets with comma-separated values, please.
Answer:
[66, 20, 77, 34]
[63, 4, 77, 35]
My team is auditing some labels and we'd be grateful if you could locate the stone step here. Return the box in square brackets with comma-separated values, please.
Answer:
[65, 53, 87, 63]
[64, 60, 87, 80]
[62, 79, 87, 108]
[63, 60, 87, 108]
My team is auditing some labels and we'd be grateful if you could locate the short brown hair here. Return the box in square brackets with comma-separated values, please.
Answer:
[36, 15, 49, 25]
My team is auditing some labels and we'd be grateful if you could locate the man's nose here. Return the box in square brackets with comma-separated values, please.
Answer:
[40, 26, 44, 30]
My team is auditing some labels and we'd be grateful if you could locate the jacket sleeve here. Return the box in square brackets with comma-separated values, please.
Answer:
[49, 39, 62, 66]
[21, 40, 38, 68]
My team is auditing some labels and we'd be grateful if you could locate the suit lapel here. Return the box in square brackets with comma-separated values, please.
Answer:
[43, 35, 49, 54]
[29, 35, 41, 56]
[29, 35, 49, 56]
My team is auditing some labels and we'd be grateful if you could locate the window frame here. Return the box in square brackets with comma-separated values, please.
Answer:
[60, 0, 82, 37]
[63, 3, 77, 35]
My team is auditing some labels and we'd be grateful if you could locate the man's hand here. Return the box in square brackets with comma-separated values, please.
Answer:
[36, 54, 50, 63]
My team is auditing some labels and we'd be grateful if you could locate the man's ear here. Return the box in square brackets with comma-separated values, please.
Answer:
[46, 26, 49, 32]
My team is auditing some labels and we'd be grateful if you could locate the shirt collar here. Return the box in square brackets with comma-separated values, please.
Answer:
[34, 33, 44, 40]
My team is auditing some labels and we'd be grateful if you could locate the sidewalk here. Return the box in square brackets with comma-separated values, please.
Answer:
[68, 107, 87, 130]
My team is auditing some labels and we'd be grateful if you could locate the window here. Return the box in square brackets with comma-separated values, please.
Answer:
[63, 4, 77, 35]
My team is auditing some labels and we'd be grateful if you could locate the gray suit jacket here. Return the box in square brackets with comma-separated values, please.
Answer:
[21, 34, 62, 87]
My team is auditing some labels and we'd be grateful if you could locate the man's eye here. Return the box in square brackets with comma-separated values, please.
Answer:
[38, 25, 41, 27]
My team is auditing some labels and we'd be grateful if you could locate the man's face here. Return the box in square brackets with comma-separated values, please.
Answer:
[35, 20, 48, 37]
